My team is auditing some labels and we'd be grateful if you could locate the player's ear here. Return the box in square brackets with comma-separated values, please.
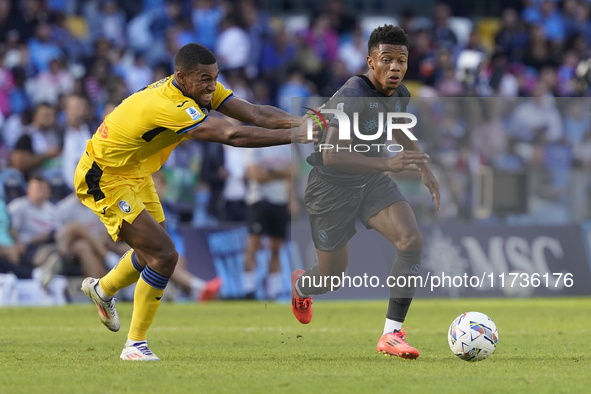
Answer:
[175, 69, 185, 84]
[367, 56, 374, 71]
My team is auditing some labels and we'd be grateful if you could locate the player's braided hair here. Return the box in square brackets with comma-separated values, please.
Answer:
[367, 25, 409, 55]
[174, 43, 217, 72]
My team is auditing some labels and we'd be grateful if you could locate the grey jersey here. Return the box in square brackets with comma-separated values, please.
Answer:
[307, 75, 410, 186]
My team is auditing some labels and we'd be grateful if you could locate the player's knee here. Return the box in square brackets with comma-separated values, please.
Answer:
[394, 229, 423, 251]
[154, 246, 179, 270]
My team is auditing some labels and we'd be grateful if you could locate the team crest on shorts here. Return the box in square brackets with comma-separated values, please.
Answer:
[119, 200, 131, 213]
[318, 230, 328, 242]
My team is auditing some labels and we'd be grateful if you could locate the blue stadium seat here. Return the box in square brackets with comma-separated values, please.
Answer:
[0, 169, 26, 204]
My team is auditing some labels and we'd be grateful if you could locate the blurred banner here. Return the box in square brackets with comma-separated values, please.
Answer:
[290, 219, 591, 299]
[180, 226, 292, 300]
[182, 222, 591, 299]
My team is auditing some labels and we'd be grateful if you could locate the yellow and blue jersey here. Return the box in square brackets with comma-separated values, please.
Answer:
[85, 75, 233, 177]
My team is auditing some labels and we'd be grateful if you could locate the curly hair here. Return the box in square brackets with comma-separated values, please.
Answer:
[174, 43, 217, 72]
[367, 25, 409, 55]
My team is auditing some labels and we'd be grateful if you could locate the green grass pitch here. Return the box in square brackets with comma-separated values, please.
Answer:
[0, 298, 589, 394]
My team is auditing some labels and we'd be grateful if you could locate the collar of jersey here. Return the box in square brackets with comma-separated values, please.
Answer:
[356, 74, 394, 98]
[171, 78, 188, 97]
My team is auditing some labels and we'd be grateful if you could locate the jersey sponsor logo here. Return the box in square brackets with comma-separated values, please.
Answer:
[119, 200, 131, 213]
[370, 102, 378, 108]
[101, 206, 107, 215]
[185, 106, 203, 121]
[318, 230, 329, 243]
[177, 100, 188, 108]
[98, 122, 109, 139]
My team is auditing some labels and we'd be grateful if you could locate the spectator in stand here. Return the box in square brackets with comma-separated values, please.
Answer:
[222, 144, 247, 222]
[303, 12, 338, 65]
[0, 0, 23, 43]
[339, 25, 369, 75]
[523, 24, 556, 71]
[18, 0, 49, 44]
[28, 57, 74, 105]
[242, 145, 291, 299]
[258, 24, 296, 95]
[406, 29, 437, 84]
[200, 141, 226, 222]
[8, 66, 32, 117]
[432, 3, 457, 51]
[88, 0, 127, 49]
[61, 95, 92, 191]
[8, 175, 62, 287]
[325, 0, 357, 37]
[152, 171, 221, 301]
[532, 0, 565, 44]
[556, 50, 579, 96]
[563, 98, 590, 146]
[496, 8, 529, 63]
[123, 53, 154, 94]
[192, 0, 225, 51]
[277, 67, 313, 114]
[510, 83, 564, 143]
[0, 196, 33, 279]
[54, 193, 124, 280]
[215, 11, 250, 72]
[27, 23, 62, 74]
[238, 0, 271, 78]
[10, 102, 61, 180]
[84, 58, 110, 107]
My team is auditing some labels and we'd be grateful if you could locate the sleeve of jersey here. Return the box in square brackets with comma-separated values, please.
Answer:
[166, 106, 209, 135]
[211, 81, 234, 111]
[327, 87, 365, 129]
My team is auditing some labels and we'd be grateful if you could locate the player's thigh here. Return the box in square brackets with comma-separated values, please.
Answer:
[75, 165, 154, 242]
[304, 171, 359, 252]
[119, 209, 177, 268]
[366, 201, 423, 250]
[137, 176, 165, 225]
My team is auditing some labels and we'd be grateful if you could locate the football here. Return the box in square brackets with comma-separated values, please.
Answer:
[448, 312, 499, 361]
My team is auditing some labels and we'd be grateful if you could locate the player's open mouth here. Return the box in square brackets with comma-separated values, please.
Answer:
[388, 76, 400, 83]
[202, 93, 212, 100]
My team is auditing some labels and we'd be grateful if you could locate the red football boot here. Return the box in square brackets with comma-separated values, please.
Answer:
[377, 328, 420, 359]
[291, 269, 313, 324]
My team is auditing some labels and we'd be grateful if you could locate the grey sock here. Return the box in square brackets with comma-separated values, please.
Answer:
[296, 264, 329, 296]
[387, 249, 421, 321]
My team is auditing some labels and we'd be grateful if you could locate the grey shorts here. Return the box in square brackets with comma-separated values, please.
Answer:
[304, 169, 407, 252]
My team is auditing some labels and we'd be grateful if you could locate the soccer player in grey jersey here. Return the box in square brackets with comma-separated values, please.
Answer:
[290, 25, 440, 359]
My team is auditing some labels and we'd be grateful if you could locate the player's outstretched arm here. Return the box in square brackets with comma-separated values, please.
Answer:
[219, 97, 304, 129]
[186, 116, 318, 147]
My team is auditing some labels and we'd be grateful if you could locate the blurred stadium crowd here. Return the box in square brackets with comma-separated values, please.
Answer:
[1, 0, 591, 284]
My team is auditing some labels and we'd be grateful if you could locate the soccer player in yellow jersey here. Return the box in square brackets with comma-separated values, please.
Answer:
[77, 43, 314, 361]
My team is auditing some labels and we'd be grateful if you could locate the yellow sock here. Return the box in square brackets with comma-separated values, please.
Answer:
[99, 249, 143, 297]
[128, 266, 169, 341]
